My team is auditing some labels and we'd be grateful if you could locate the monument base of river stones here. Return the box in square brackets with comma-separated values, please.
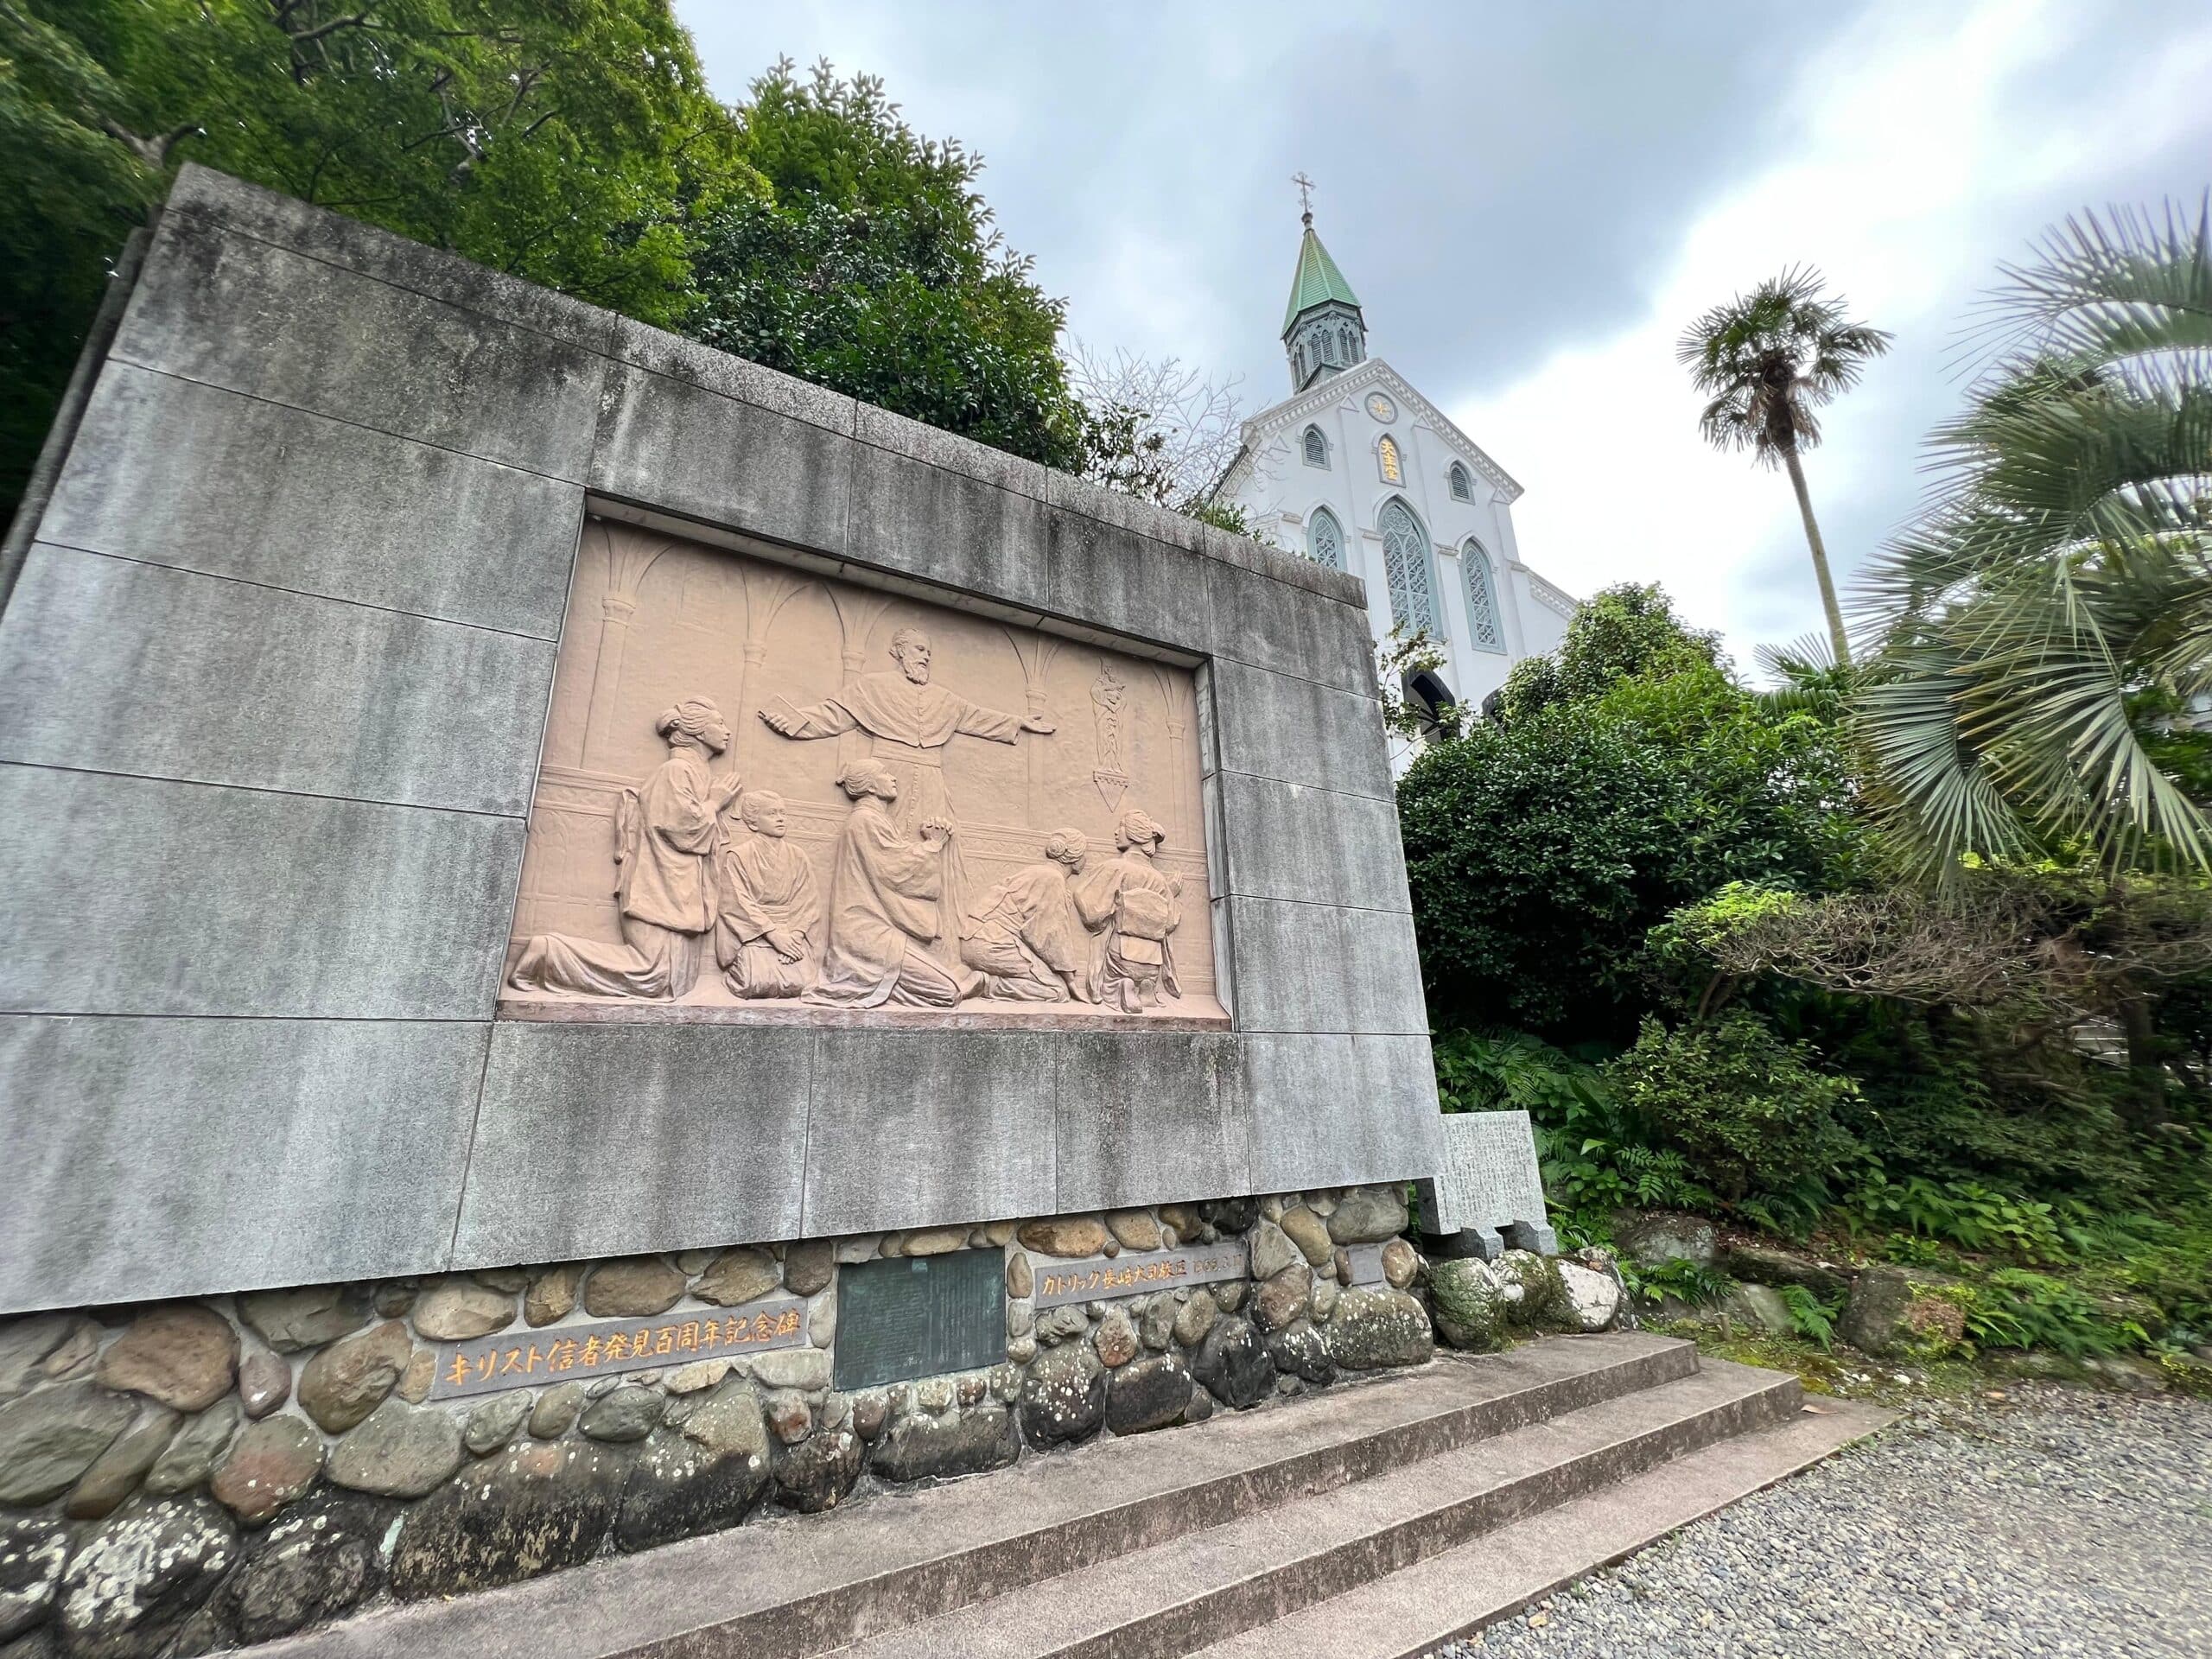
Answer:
[0, 167, 1618, 1656]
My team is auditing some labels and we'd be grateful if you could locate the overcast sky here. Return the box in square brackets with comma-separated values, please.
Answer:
[680, 0, 2212, 668]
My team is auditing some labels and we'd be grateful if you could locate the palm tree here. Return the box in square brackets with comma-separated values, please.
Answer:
[1677, 270, 1893, 667]
[1854, 200, 2212, 876]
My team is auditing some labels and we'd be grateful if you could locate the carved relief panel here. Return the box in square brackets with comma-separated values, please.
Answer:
[505, 519, 1224, 1023]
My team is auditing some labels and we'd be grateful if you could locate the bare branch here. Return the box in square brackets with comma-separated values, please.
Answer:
[100, 120, 204, 169]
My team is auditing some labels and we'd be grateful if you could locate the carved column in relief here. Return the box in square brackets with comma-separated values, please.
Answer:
[579, 528, 679, 771]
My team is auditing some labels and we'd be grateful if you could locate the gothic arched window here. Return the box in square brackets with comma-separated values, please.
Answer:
[1462, 538, 1504, 652]
[1307, 506, 1344, 570]
[1377, 434, 1403, 485]
[1448, 462, 1473, 502]
[1302, 425, 1328, 468]
[1378, 498, 1440, 636]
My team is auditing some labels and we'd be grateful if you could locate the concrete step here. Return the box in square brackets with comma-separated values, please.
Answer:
[829, 1359, 1805, 1659]
[261, 1333, 1695, 1659]
[1186, 1395, 1896, 1659]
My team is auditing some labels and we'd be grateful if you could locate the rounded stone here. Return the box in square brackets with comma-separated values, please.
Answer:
[1251, 1266, 1314, 1335]
[1137, 1294, 1176, 1352]
[810, 1289, 837, 1349]
[1278, 1206, 1335, 1268]
[63, 1405, 180, 1521]
[327, 1400, 464, 1498]
[238, 1347, 291, 1420]
[1265, 1319, 1337, 1386]
[1093, 1311, 1140, 1368]
[1199, 1197, 1258, 1234]
[238, 1286, 372, 1355]
[1020, 1347, 1107, 1447]
[1007, 1299, 1035, 1339]
[396, 1349, 436, 1404]
[56, 1495, 238, 1657]
[1018, 1217, 1109, 1258]
[746, 1347, 832, 1391]
[212, 1414, 324, 1524]
[464, 1392, 532, 1455]
[1427, 1257, 1506, 1351]
[1105, 1210, 1163, 1252]
[1247, 1221, 1302, 1282]
[1035, 1306, 1088, 1346]
[584, 1258, 689, 1319]
[1325, 1186, 1408, 1245]
[1172, 1289, 1219, 1349]
[1105, 1357, 1193, 1435]
[693, 1249, 779, 1308]
[851, 1392, 888, 1442]
[296, 1320, 412, 1433]
[901, 1225, 972, 1256]
[524, 1265, 582, 1327]
[96, 1305, 238, 1413]
[529, 1382, 585, 1440]
[1213, 1281, 1248, 1314]
[1, 1513, 68, 1642]
[143, 1398, 240, 1497]
[372, 1281, 417, 1319]
[872, 1402, 1020, 1483]
[0, 1382, 137, 1504]
[1310, 1277, 1340, 1321]
[391, 1439, 630, 1599]
[1185, 1388, 1214, 1424]
[666, 1357, 734, 1395]
[1007, 1334, 1038, 1363]
[1381, 1238, 1421, 1290]
[615, 1425, 768, 1553]
[783, 1241, 836, 1297]
[411, 1277, 517, 1342]
[0, 1314, 78, 1401]
[765, 1390, 812, 1446]
[1559, 1262, 1624, 1332]
[1191, 1319, 1274, 1410]
[1611, 1209, 1719, 1269]
[581, 1385, 666, 1444]
[1324, 1287, 1434, 1370]
[214, 1491, 388, 1646]
[1005, 1250, 1033, 1300]
[774, 1427, 864, 1513]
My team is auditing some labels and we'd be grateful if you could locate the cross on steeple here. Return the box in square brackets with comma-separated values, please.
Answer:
[1292, 170, 1315, 226]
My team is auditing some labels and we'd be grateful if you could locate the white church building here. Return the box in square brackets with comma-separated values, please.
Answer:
[1212, 208, 1577, 762]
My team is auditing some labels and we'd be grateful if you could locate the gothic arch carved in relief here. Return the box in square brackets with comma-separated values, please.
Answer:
[507, 519, 1223, 1022]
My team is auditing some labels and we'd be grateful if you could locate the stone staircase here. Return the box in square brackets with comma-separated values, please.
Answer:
[264, 1333, 1890, 1659]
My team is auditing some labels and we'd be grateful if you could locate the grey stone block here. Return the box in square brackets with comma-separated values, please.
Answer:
[854, 401, 1053, 501]
[1205, 658, 1393, 801]
[1053, 1033, 1249, 1211]
[605, 315, 857, 434]
[162, 164, 632, 361]
[1244, 1033, 1443, 1193]
[454, 1023, 812, 1267]
[1201, 557, 1374, 697]
[1042, 515, 1204, 657]
[1213, 771, 1412, 913]
[590, 363, 855, 556]
[0, 1014, 486, 1312]
[802, 1031, 1057, 1236]
[0, 766, 521, 1019]
[114, 208, 603, 479]
[41, 364, 582, 635]
[843, 438, 1054, 617]
[1222, 898, 1431, 1035]
[0, 544, 556, 815]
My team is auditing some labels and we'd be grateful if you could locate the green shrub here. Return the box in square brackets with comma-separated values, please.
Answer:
[1603, 1014, 1862, 1207]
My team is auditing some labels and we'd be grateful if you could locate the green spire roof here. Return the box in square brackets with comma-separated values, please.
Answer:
[1281, 222, 1362, 335]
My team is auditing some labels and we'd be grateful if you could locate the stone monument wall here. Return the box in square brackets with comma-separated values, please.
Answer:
[0, 165, 1440, 1319]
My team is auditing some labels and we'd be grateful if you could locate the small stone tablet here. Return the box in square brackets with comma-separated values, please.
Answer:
[1417, 1110, 1558, 1260]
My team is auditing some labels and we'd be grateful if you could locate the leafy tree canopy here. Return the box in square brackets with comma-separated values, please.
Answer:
[1399, 583, 1864, 1041]
[685, 60, 1086, 471]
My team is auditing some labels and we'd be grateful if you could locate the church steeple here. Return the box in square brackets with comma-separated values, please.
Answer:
[1281, 176, 1366, 391]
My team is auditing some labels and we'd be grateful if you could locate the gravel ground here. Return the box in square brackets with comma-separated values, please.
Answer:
[1439, 1384, 2212, 1658]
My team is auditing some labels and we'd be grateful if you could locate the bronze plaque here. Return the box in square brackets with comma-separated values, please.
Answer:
[833, 1250, 1005, 1391]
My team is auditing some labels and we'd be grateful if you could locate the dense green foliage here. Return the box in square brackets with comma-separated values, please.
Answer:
[685, 61, 1086, 470]
[2, 15, 1095, 523]
[1400, 585, 1861, 1041]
